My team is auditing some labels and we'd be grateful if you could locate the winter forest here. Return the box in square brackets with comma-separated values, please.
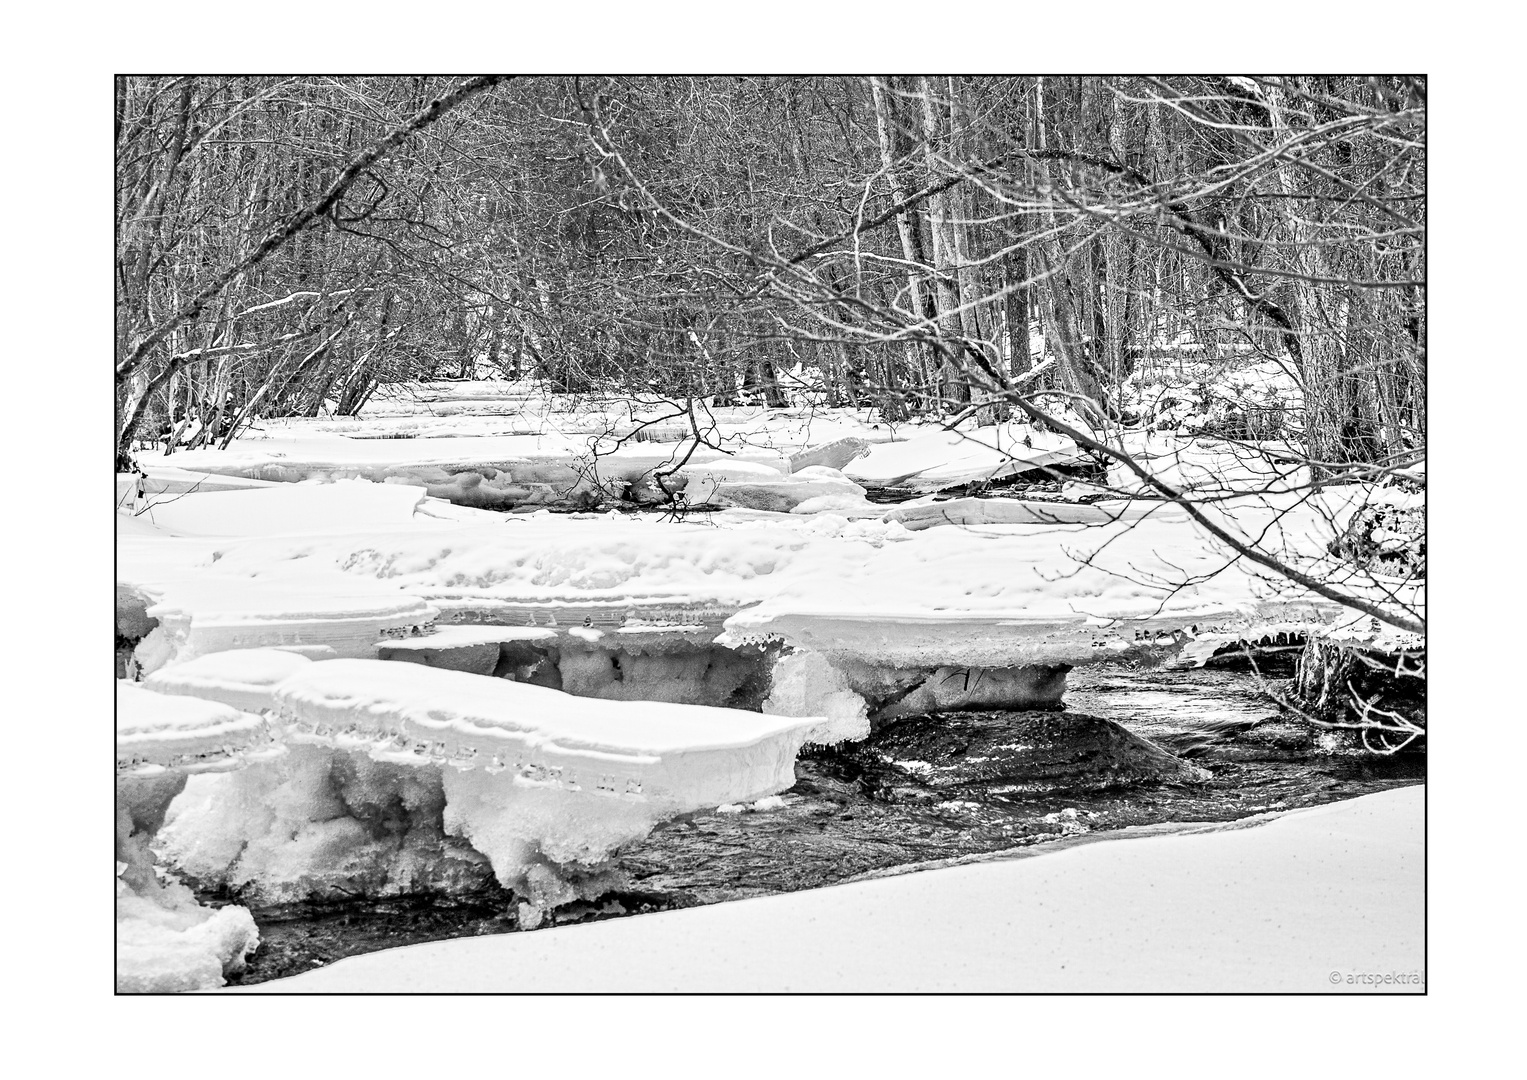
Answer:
[114, 75, 1425, 994]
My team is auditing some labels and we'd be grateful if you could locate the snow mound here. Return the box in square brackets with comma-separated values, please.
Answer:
[157, 747, 495, 908]
[116, 888, 260, 994]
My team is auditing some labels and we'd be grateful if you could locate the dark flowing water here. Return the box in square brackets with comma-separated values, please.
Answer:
[223, 665, 1423, 985]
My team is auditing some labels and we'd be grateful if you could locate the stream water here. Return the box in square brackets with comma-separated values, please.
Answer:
[222, 664, 1424, 986]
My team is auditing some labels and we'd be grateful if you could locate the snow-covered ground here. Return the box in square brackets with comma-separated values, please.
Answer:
[114, 379, 1424, 992]
[118, 472, 1411, 677]
[231, 785, 1423, 993]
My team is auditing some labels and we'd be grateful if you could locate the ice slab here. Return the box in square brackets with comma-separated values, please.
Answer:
[134, 573, 438, 674]
[683, 463, 868, 513]
[133, 477, 430, 536]
[158, 655, 822, 920]
[116, 681, 275, 773]
[143, 647, 315, 713]
[845, 424, 1082, 490]
[376, 625, 560, 649]
[272, 658, 818, 788]
[885, 496, 1165, 531]
[789, 436, 871, 473]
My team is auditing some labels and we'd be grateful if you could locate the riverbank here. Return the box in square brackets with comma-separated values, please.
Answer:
[234, 784, 1422, 993]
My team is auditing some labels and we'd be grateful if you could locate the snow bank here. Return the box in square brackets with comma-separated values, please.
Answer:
[236, 785, 1423, 993]
[116, 883, 260, 994]
[1122, 356, 1303, 438]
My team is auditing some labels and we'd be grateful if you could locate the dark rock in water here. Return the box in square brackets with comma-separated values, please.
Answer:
[115, 584, 159, 677]
[826, 709, 1202, 800]
[1293, 639, 1426, 753]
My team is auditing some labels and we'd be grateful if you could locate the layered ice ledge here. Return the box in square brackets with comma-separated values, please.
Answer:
[269, 658, 821, 806]
[149, 653, 825, 923]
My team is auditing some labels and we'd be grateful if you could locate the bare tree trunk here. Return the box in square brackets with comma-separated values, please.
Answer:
[919, 77, 969, 411]
[868, 77, 930, 419]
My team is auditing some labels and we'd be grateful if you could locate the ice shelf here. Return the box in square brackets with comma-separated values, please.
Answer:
[152, 655, 825, 925]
